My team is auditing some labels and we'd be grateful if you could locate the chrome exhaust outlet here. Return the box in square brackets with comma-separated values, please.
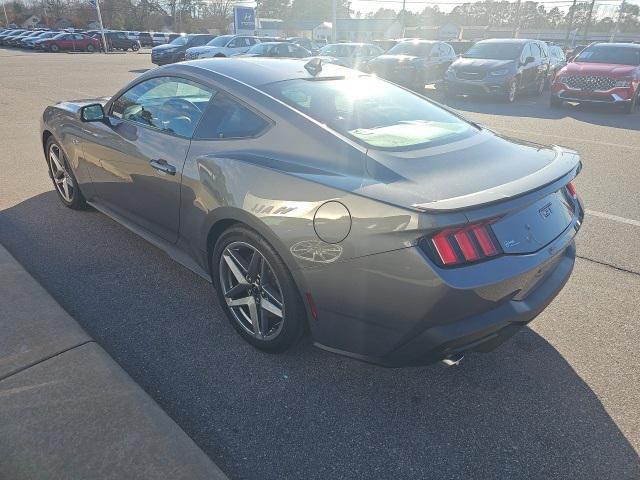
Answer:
[441, 353, 464, 366]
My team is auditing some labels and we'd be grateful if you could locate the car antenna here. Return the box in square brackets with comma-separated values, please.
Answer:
[304, 58, 322, 76]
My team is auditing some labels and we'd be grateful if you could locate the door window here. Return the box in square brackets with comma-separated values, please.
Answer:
[194, 94, 270, 140]
[111, 77, 214, 138]
[520, 44, 532, 62]
[530, 43, 542, 60]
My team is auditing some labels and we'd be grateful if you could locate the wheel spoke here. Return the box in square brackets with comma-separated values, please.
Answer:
[261, 297, 283, 318]
[259, 306, 270, 336]
[227, 295, 253, 307]
[49, 148, 63, 171]
[262, 285, 282, 308]
[223, 251, 247, 284]
[247, 298, 261, 337]
[224, 282, 250, 299]
[62, 177, 70, 200]
[247, 250, 262, 279]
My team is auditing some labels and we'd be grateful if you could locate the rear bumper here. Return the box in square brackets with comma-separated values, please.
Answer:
[307, 200, 582, 367]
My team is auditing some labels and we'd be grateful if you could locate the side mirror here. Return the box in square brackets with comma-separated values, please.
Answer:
[80, 103, 105, 122]
[524, 56, 535, 65]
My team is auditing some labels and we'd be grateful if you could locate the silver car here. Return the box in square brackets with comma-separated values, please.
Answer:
[40, 58, 583, 366]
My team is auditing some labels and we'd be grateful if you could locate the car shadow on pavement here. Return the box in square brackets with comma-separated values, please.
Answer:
[2, 191, 639, 480]
[425, 89, 640, 131]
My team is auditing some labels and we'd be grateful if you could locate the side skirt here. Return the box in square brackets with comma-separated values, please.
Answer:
[87, 200, 212, 283]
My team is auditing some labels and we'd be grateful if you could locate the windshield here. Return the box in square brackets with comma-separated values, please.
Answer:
[320, 44, 356, 58]
[576, 45, 640, 66]
[207, 35, 232, 47]
[388, 42, 433, 57]
[463, 42, 523, 60]
[169, 35, 188, 46]
[264, 76, 476, 149]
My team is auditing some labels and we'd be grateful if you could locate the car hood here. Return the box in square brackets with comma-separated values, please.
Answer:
[451, 58, 515, 71]
[152, 43, 180, 53]
[369, 54, 420, 66]
[358, 129, 579, 211]
[561, 62, 637, 77]
[186, 46, 220, 54]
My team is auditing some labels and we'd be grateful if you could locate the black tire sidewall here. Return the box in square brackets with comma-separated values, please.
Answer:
[46, 137, 86, 209]
[50, 44, 59, 52]
[212, 225, 306, 352]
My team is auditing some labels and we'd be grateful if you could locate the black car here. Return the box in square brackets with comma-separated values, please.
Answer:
[367, 40, 456, 91]
[444, 38, 551, 103]
[151, 33, 216, 65]
[138, 32, 153, 47]
[96, 31, 140, 51]
[547, 45, 567, 86]
[239, 41, 310, 58]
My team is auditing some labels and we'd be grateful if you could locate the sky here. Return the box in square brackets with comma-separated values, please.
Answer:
[348, 0, 637, 16]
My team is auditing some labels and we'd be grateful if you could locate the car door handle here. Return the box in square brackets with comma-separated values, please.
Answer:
[150, 159, 176, 175]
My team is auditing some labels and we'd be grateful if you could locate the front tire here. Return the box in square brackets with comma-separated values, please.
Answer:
[86, 44, 95, 53]
[46, 138, 87, 210]
[212, 226, 306, 352]
[623, 88, 638, 114]
[503, 78, 518, 103]
[550, 95, 562, 108]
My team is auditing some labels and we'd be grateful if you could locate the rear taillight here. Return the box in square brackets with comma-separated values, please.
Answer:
[426, 223, 502, 266]
[566, 181, 577, 198]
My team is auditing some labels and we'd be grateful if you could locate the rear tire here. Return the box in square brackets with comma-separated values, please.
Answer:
[49, 43, 59, 53]
[45, 137, 87, 210]
[212, 225, 306, 353]
[131, 42, 140, 51]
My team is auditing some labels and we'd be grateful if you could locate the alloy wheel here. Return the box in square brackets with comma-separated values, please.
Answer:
[219, 241, 285, 340]
[48, 144, 74, 202]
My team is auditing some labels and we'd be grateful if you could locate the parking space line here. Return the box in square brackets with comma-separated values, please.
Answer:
[497, 127, 640, 151]
[586, 209, 640, 227]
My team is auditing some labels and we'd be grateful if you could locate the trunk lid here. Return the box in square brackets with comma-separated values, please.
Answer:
[361, 129, 579, 212]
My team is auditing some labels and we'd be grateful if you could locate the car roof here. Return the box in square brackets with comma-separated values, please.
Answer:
[477, 38, 531, 44]
[592, 42, 640, 49]
[177, 57, 357, 87]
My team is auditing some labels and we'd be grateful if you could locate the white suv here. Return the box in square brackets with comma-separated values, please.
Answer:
[184, 35, 260, 59]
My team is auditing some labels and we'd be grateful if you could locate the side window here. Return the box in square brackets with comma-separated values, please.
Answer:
[247, 37, 257, 45]
[530, 43, 541, 60]
[521, 44, 532, 62]
[74, 34, 84, 40]
[111, 77, 214, 138]
[194, 94, 270, 140]
[227, 38, 238, 48]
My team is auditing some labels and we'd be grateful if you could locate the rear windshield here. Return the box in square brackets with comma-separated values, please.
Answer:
[264, 76, 477, 150]
[576, 45, 640, 66]
[463, 42, 523, 60]
[388, 41, 433, 56]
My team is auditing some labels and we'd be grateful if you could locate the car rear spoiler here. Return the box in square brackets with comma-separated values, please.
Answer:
[411, 146, 581, 212]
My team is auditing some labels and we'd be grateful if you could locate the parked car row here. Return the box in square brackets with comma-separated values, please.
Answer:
[0, 27, 181, 52]
[0, 28, 101, 52]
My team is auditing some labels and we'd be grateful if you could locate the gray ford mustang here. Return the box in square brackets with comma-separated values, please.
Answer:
[40, 58, 584, 367]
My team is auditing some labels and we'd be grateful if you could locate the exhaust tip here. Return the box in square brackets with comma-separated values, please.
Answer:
[441, 353, 464, 366]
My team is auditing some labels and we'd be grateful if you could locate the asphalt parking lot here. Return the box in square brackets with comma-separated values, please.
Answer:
[1, 49, 639, 479]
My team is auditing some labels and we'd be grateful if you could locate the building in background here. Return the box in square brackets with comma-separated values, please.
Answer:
[257, 18, 284, 37]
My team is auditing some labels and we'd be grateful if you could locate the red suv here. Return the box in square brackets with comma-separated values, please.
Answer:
[39, 33, 100, 53]
[550, 42, 640, 113]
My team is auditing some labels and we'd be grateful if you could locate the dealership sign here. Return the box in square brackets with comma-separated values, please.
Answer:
[233, 6, 256, 35]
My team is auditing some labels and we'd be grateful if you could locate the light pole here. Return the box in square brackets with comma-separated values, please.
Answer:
[564, 0, 578, 46]
[512, 0, 522, 38]
[331, 0, 336, 42]
[610, 0, 625, 42]
[89, 0, 108, 53]
[582, 0, 596, 43]
[2, 0, 9, 26]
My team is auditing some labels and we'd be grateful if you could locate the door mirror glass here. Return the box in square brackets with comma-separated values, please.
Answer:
[81, 103, 105, 122]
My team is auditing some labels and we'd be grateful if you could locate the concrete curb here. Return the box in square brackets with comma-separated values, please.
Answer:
[0, 244, 228, 480]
